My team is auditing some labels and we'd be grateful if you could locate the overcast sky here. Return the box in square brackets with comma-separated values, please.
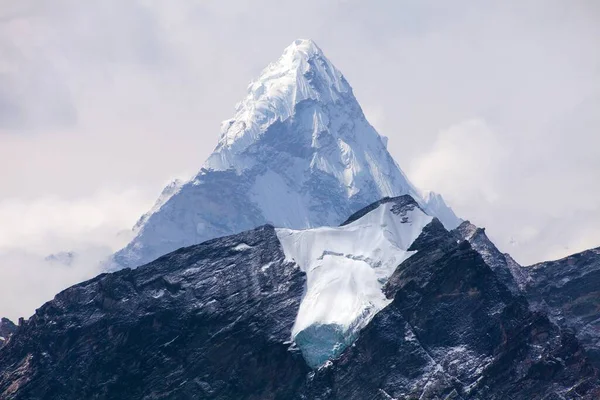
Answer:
[1, 0, 599, 320]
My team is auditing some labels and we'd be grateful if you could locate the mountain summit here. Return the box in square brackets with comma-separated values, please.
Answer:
[206, 38, 350, 168]
[112, 39, 460, 268]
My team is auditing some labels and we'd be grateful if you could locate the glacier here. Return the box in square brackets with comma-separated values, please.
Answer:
[111, 38, 460, 269]
[277, 195, 433, 367]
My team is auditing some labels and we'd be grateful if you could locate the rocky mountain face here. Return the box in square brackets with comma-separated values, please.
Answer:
[1, 196, 598, 399]
[0, 225, 309, 399]
[524, 247, 600, 367]
[111, 39, 460, 270]
[453, 221, 531, 293]
[0, 318, 16, 348]
[454, 220, 600, 375]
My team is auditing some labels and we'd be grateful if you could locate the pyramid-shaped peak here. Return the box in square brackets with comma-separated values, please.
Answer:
[207, 39, 352, 164]
[271, 39, 343, 86]
[281, 38, 324, 60]
[113, 40, 462, 269]
[254, 38, 349, 99]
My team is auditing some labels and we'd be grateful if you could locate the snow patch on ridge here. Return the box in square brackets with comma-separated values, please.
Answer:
[276, 198, 433, 367]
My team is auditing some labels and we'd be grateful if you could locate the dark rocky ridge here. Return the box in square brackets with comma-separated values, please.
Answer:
[0, 318, 16, 348]
[452, 220, 530, 294]
[524, 247, 600, 366]
[0, 199, 598, 399]
[384, 220, 598, 398]
[340, 194, 423, 226]
[454, 220, 600, 372]
[0, 226, 310, 399]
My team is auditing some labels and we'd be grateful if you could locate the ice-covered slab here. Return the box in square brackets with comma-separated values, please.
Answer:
[276, 196, 433, 366]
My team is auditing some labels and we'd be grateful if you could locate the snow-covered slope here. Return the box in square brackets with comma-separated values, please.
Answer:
[276, 195, 432, 367]
[132, 179, 184, 234]
[112, 39, 460, 269]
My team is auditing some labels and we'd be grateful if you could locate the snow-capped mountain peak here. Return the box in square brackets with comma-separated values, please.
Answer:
[208, 38, 350, 169]
[111, 39, 460, 269]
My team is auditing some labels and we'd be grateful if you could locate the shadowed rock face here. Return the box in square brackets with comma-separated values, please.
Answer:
[0, 202, 598, 399]
[452, 220, 530, 294]
[399, 222, 599, 399]
[0, 226, 310, 399]
[0, 318, 16, 348]
[524, 247, 600, 367]
[454, 219, 600, 372]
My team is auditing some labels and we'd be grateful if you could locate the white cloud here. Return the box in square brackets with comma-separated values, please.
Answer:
[0, 189, 155, 321]
[410, 119, 508, 207]
[0, 249, 106, 322]
[0, 190, 151, 253]
[410, 118, 600, 265]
